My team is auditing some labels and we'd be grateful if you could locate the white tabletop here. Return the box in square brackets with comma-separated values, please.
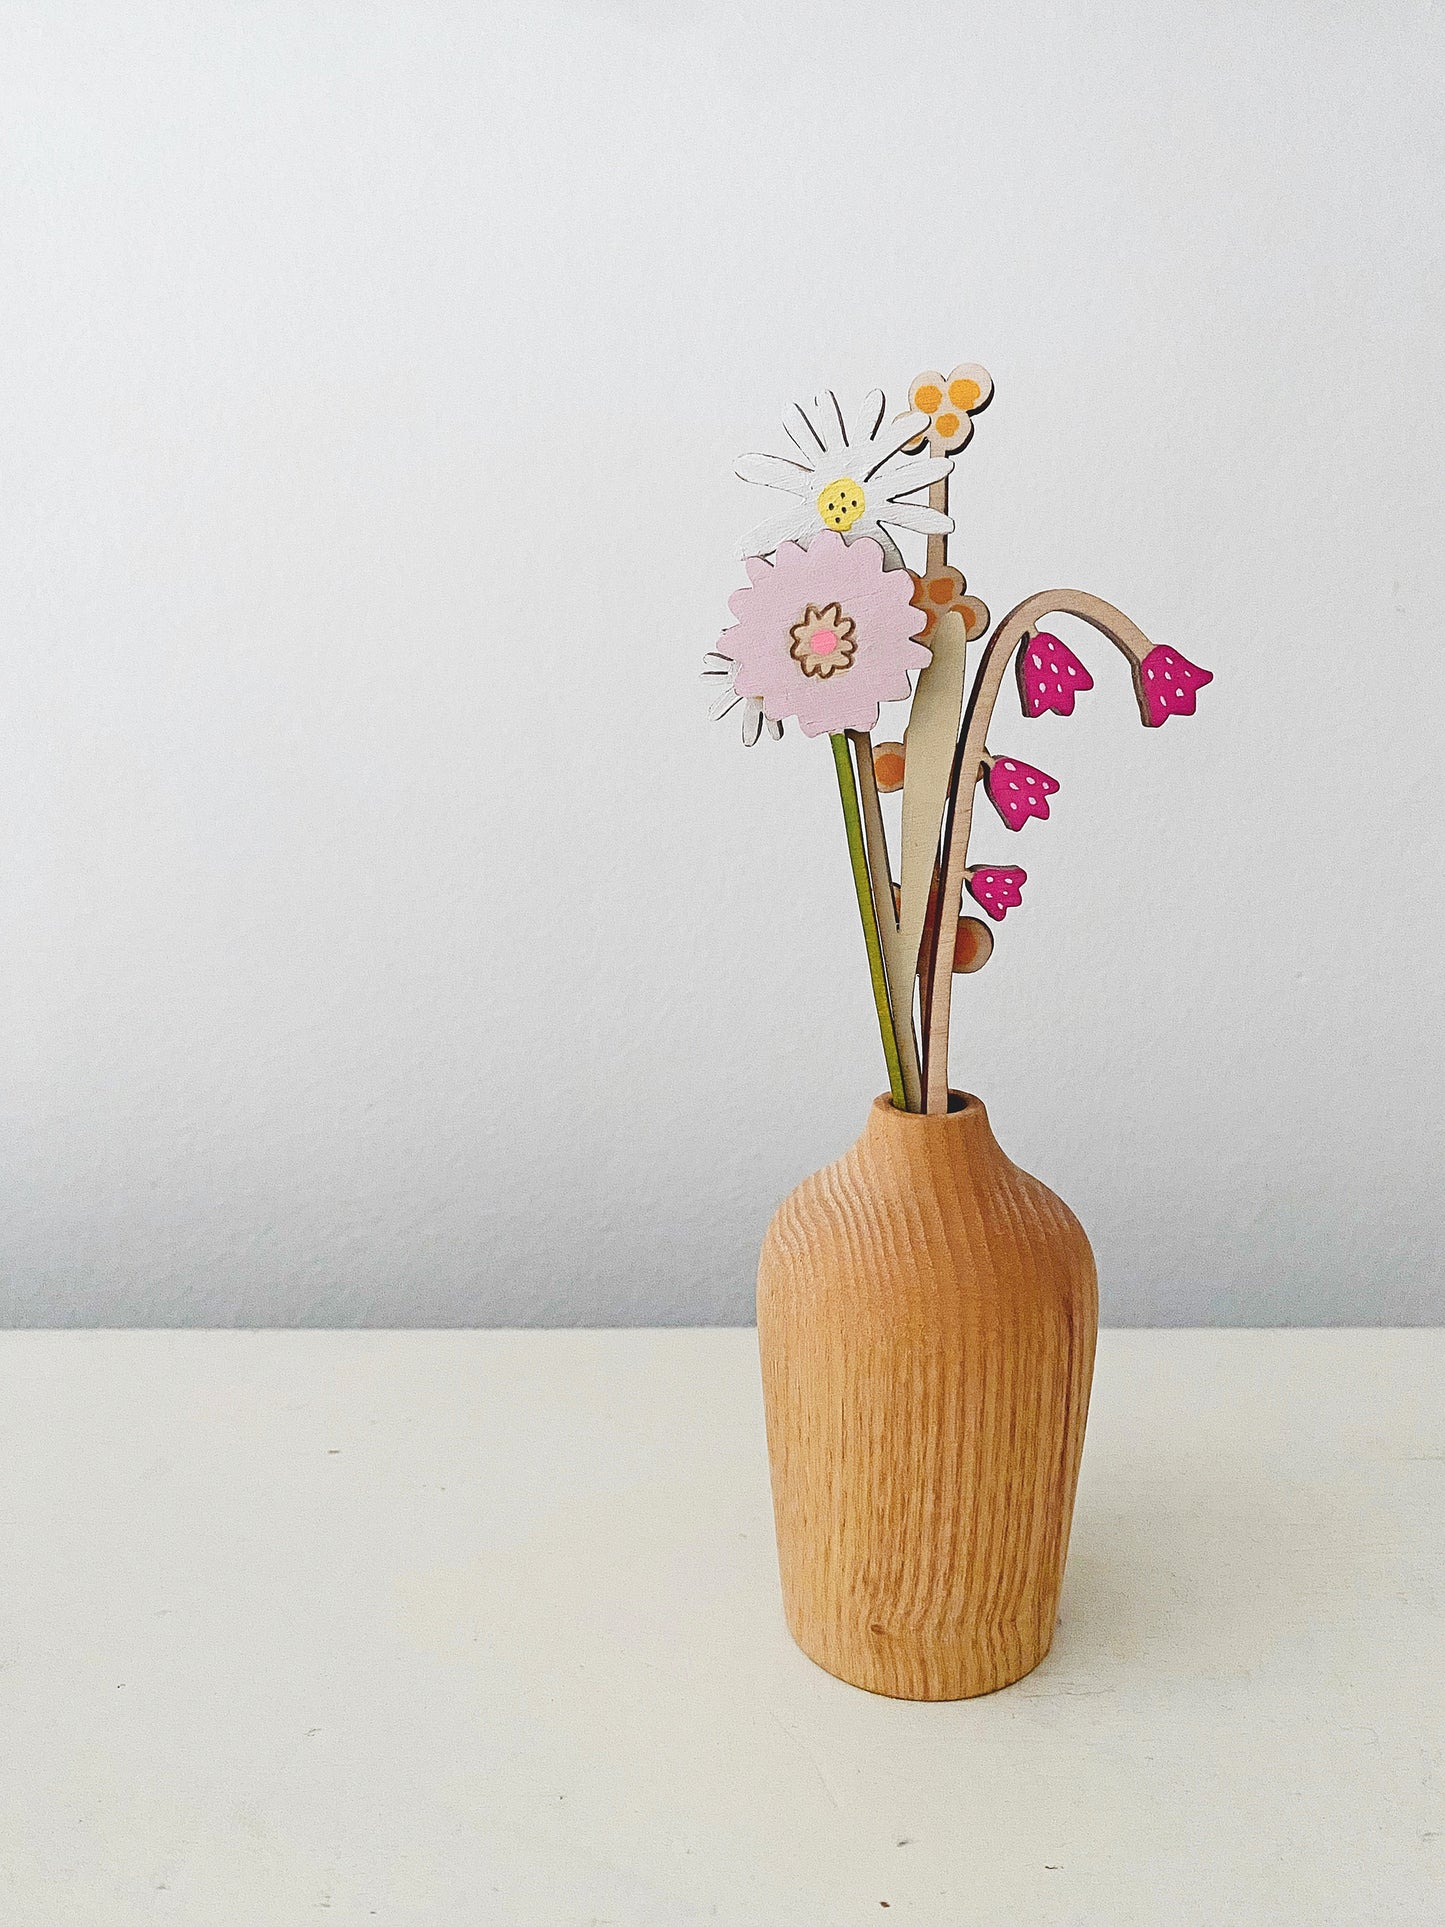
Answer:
[0, 1329, 1440, 1926]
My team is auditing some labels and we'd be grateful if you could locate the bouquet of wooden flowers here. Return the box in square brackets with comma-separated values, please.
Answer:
[704, 365, 1211, 1112]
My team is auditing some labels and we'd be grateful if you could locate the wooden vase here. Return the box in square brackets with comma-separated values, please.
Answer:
[756, 1092, 1097, 1700]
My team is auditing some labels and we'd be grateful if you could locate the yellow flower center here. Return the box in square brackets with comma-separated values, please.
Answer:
[816, 478, 866, 533]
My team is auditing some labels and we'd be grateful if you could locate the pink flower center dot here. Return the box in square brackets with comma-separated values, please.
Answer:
[810, 628, 838, 655]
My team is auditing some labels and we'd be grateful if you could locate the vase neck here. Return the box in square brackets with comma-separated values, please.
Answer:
[864, 1091, 1000, 1155]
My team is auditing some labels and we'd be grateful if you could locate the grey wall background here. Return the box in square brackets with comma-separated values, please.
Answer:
[2, 1, 1442, 1327]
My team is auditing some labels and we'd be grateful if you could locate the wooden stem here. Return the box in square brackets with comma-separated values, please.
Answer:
[917, 471, 954, 1113]
[920, 589, 1157, 1112]
[832, 732, 907, 1110]
[925, 473, 948, 579]
[849, 730, 922, 1110]
[917, 856, 944, 1098]
[892, 608, 969, 1113]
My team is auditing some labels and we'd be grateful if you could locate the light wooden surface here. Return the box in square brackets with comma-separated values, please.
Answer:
[0, 1329, 1441, 1926]
[895, 612, 970, 1027]
[757, 1095, 1096, 1698]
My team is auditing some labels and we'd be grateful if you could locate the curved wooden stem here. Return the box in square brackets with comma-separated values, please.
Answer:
[920, 590, 1156, 1112]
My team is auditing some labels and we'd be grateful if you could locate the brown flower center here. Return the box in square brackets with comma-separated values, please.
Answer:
[788, 602, 858, 679]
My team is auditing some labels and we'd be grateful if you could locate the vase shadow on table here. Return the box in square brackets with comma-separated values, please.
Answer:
[1047, 1446, 1384, 1691]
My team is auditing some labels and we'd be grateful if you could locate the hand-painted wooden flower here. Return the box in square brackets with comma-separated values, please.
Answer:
[1135, 645, 1214, 726]
[910, 565, 990, 644]
[967, 866, 1028, 921]
[907, 365, 994, 454]
[734, 391, 953, 566]
[985, 756, 1059, 830]
[1018, 632, 1094, 717]
[720, 532, 930, 739]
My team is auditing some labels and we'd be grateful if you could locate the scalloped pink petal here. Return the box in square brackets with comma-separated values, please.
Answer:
[725, 534, 930, 737]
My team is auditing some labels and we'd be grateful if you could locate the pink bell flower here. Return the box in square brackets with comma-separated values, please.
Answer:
[985, 756, 1059, 831]
[1135, 644, 1213, 726]
[1018, 631, 1094, 717]
[966, 866, 1027, 921]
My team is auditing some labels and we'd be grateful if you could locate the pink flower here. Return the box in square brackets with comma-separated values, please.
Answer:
[720, 532, 930, 739]
[985, 756, 1058, 831]
[1135, 644, 1213, 726]
[966, 866, 1027, 921]
[1018, 631, 1094, 717]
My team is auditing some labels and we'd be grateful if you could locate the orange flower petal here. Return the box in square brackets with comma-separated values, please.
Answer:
[915, 565, 966, 616]
[953, 915, 994, 973]
[873, 742, 906, 793]
[959, 595, 990, 640]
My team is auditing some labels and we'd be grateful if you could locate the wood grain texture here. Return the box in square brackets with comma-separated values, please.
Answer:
[756, 1093, 1097, 1700]
[897, 609, 970, 1007]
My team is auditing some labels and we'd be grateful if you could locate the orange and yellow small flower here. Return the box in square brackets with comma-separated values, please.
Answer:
[910, 565, 991, 644]
[907, 364, 994, 455]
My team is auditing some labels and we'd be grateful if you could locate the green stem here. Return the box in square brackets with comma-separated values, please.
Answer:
[831, 732, 907, 1109]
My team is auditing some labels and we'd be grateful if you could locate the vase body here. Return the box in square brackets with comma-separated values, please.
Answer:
[756, 1093, 1096, 1699]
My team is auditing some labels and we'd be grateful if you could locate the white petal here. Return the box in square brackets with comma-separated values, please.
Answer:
[737, 500, 820, 558]
[741, 700, 764, 746]
[782, 400, 826, 457]
[812, 391, 847, 449]
[766, 716, 784, 740]
[848, 389, 886, 447]
[862, 410, 931, 477]
[735, 451, 812, 493]
[878, 453, 954, 497]
[701, 653, 733, 677]
[708, 688, 743, 722]
[849, 521, 905, 568]
[878, 500, 954, 536]
[811, 450, 853, 487]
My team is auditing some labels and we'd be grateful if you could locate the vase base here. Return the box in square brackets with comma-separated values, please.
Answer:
[783, 1602, 1056, 1701]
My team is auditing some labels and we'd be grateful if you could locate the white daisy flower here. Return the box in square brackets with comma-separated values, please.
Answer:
[734, 390, 954, 564]
[701, 650, 783, 747]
